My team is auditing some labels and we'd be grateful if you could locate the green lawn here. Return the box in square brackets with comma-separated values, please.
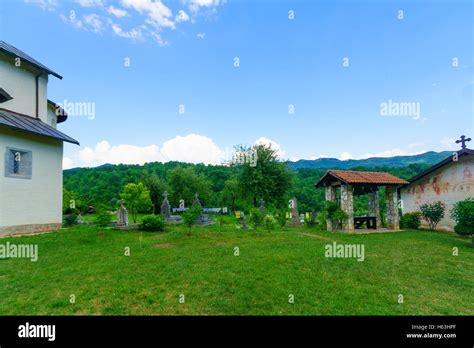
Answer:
[0, 221, 472, 315]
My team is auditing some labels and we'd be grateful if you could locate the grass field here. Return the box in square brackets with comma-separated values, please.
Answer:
[0, 220, 472, 315]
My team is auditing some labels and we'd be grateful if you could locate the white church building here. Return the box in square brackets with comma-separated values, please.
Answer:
[0, 41, 78, 236]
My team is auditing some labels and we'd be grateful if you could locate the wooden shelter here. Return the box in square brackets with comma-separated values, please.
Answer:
[315, 170, 409, 231]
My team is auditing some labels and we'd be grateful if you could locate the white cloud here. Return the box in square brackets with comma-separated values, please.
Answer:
[186, 0, 224, 12]
[196, 32, 206, 39]
[24, 0, 58, 11]
[121, 0, 175, 29]
[107, 5, 128, 18]
[161, 134, 224, 164]
[176, 9, 190, 22]
[254, 137, 286, 159]
[83, 13, 104, 32]
[63, 157, 74, 170]
[339, 152, 354, 161]
[60, 13, 85, 30]
[73, 134, 224, 167]
[111, 24, 144, 41]
[75, 0, 104, 7]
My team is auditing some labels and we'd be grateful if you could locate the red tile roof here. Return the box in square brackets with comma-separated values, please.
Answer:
[315, 170, 409, 187]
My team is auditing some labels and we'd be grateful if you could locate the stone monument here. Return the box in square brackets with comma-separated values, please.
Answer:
[117, 199, 129, 227]
[161, 191, 171, 219]
[161, 191, 182, 224]
[288, 197, 303, 226]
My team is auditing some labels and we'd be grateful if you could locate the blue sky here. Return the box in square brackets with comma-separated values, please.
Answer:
[1, 0, 472, 168]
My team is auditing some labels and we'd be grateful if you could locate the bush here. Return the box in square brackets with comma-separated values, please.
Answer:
[304, 212, 317, 227]
[140, 215, 165, 232]
[332, 209, 349, 230]
[420, 201, 445, 230]
[63, 213, 78, 227]
[183, 205, 202, 235]
[249, 208, 263, 228]
[94, 205, 112, 228]
[400, 212, 422, 230]
[451, 199, 474, 248]
[316, 211, 327, 230]
[263, 215, 276, 231]
[450, 198, 474, 236]
[276, 210, 287, 228]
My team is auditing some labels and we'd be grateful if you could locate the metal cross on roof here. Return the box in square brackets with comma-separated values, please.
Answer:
[455, 135, 471, 149]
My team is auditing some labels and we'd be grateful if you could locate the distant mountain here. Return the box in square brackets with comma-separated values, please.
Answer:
[287, 151, 452, 170]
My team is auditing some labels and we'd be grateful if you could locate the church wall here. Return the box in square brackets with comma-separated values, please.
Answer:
[0, 128, 63, 236]
[400, 155, 474, 231]
[0, 59, 49, 123]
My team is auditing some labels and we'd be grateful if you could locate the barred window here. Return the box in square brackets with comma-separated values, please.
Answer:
[5, 147, 32, 179]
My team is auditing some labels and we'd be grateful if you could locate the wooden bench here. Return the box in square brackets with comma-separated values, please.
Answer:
[354, 216, 377, 229]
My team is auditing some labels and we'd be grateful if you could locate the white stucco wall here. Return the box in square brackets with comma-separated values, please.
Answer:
[0, 128, 63, 228]
[401, 154, 474, 231]
[0, 59, 49, 123]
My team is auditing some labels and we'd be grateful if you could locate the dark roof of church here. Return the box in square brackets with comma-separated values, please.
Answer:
[0, 108, 79, 145]
[0, 41, 62, 79]
[315, 170, 409, 187]
[406, 148, 473, 184]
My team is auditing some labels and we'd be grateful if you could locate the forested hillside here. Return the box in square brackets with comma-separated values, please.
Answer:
[64, 147, 433, 214]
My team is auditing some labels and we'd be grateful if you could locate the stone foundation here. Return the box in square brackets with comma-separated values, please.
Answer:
[0, 223, 62, 238]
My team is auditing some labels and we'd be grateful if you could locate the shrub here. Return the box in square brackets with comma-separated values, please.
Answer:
[316, 211, 327, 230]
[400, 212, 422, 230]
[249, 208, 263, 228]
[183, 205, 202, 235]
[420, 201, 445, 230]
[332, 209, 349, 230]
[63, 213, 78, 227]
[94, 208, 112, 228]
[304, 212, 317, 227]
[263, 215, 276, 231]
[140, 215, 165, 232]
[276, 210, 287, 228]
[450, 198, 474, 237]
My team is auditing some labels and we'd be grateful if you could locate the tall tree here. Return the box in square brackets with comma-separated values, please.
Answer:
[142, 174, 167, 214]
[120, 183, 152, 223]
[167, 166, 212, 207]
[237, 144, 293, 208]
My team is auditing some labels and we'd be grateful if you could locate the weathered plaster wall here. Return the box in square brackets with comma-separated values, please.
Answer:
[0, 128, 63, 235]
[401, 155, 474, 231]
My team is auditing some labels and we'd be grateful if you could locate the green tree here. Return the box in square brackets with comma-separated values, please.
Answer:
[183, 205, 202, 235]
[168, 167, 212, 207]
[120, 183, 152, 223]
[95, 205, 112, 228]
[237, 144, 293, 208]
[142, 175, 167, 214]
[221, 177, 241, 211]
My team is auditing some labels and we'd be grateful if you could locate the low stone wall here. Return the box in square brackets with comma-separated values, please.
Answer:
[0, 223, 62, 238]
